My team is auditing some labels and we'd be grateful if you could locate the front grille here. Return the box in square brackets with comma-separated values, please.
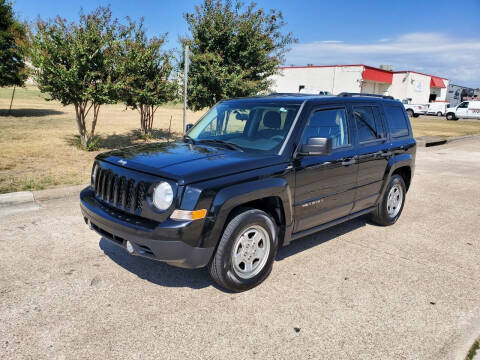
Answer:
[93, 165, 149, 215]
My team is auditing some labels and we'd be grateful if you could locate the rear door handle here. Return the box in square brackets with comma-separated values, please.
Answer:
[341, 158, 356, 166]
[381, 151, 392, 157]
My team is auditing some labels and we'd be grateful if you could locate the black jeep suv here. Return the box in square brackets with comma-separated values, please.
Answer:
[80, 93, 415, 292]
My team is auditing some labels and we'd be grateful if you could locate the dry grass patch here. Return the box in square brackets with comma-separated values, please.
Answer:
[0, 86, 204, 193]
[411, 116, 480, 138]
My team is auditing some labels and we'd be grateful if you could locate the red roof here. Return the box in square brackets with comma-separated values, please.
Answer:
[430, 76, 446, 88]
[362, 67, 392, 84]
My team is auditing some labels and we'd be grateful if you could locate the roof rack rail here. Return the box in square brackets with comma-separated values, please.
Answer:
[337, 92, 394, 100]
[267, 92, 317, 97]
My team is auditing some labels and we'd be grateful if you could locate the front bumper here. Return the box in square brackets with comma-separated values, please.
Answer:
[80, 187, 214, 269]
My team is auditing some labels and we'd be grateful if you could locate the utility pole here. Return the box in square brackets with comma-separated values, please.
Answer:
[8, 87, 16, 115]
[183, 45, 190, 134]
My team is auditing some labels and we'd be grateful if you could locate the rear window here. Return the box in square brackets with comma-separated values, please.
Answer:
[385, 106, 409, 138]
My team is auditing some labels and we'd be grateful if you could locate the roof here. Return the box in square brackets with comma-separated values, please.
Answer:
[278, 64, 448, 81]
[393, 70, 448, 80]
[225, 93, 399, 104]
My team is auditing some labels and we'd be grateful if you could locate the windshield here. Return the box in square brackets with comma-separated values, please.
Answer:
[187, 100, 301, 154]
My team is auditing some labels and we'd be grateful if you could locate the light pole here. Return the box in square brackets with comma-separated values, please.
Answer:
[183, 45, 190, 134]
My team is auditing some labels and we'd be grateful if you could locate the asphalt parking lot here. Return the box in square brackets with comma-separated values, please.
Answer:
[1, 137, 479, 360]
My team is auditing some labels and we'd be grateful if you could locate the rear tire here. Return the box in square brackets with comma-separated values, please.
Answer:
[436, 111, 442, 117]
[406, 109, 414, 117]
[208, 208, 278, 292]
[371, 175, 406, 226]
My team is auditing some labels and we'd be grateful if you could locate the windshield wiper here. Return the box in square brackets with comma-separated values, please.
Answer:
[197, 139, 244, 152]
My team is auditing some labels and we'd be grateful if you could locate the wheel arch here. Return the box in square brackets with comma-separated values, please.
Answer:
[204, 178, 293, 249]
[379, 154, 413, 199]
[392, 166, 412, 191]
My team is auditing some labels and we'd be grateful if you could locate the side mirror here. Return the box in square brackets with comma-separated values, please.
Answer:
[185, 123, 194, 132]
[299, 137, 332, 156]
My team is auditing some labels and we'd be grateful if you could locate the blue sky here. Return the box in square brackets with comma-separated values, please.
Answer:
[13, 0, 480, 87]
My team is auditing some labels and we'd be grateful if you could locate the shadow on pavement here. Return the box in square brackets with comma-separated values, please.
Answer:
[277, 216, 368, 260]
[99, 238, 216, 290]
[99, 215, 369, 290]
[0, 108, 65, 117]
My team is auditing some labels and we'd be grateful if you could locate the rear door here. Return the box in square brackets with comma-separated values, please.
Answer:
[293, 104, 358, 233]
[351, 103, 391, 212]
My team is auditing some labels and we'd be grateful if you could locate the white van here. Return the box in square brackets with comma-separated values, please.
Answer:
[446, 101, 480, 120]
[426, 102, 450, 116]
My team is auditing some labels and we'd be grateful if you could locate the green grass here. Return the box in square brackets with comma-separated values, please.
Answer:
[466, 338, 480, 360]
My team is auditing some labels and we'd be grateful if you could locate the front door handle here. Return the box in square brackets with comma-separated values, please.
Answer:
[341, 158, 356, 166]
[381, 151, 392, 158]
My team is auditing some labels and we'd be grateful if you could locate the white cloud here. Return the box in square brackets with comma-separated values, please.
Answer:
[286, 32, 480, 88]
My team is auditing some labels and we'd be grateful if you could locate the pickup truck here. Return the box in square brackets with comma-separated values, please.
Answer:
[446, 100, 480, 120]
[80, 93, 416, 292]
[402, 102, 427, 117]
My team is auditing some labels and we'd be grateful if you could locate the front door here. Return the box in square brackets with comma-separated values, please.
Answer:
[456, 101, 469, 118]
[293, 105, 358, 233]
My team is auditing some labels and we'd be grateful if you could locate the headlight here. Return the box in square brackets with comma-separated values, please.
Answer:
[152, 182, 173, 210]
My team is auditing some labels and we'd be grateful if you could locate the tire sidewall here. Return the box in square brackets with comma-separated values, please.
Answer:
[380, 175, 406, 225]
[446, 113, 456, 120]
[407, 109, 414, 117]
[217, 211, 278, 291]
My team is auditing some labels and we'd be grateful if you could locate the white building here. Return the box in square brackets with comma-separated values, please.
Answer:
[270, 64, 448, 104]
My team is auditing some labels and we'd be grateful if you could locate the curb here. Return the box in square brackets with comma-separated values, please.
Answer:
[0, 184, 87, 208]
[416, 134, 480, 147]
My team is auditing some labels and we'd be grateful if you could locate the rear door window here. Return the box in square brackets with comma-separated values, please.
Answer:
[384, 106, 409, 138]
[353, 106, 385, 142]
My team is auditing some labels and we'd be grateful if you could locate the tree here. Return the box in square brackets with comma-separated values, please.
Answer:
[31, 7, 122, 148]
[117, 20, 177, 136]
[0, 0, 28, 87]
[183, 0, 296, 110]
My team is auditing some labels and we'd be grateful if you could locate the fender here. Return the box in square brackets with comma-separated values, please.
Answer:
[203, 177, 294, 248]
[379, 153, 412, 199]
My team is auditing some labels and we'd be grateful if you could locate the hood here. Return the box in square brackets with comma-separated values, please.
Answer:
[97, 141, 284, 184]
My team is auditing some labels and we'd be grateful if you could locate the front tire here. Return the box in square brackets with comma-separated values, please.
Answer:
[446, 112, 457, 120]
[371, 175, 406, 226]
[406, 109, 414, 117]
[209, 208, 278, 292]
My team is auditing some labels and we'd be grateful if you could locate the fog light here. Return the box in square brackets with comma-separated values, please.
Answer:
[126, 241, 135, 254]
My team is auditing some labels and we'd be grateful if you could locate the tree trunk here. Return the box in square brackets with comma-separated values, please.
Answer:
[90, 103, 100, 138]
[74, 103, 88, 147]
[139, 104, 155, 136]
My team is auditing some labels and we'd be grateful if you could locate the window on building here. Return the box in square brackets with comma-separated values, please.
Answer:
[385, 106, 409, 138]
[353, 106, 384, 142]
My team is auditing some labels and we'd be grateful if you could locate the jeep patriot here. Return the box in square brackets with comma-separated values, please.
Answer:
[80, 93, 416, 292]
